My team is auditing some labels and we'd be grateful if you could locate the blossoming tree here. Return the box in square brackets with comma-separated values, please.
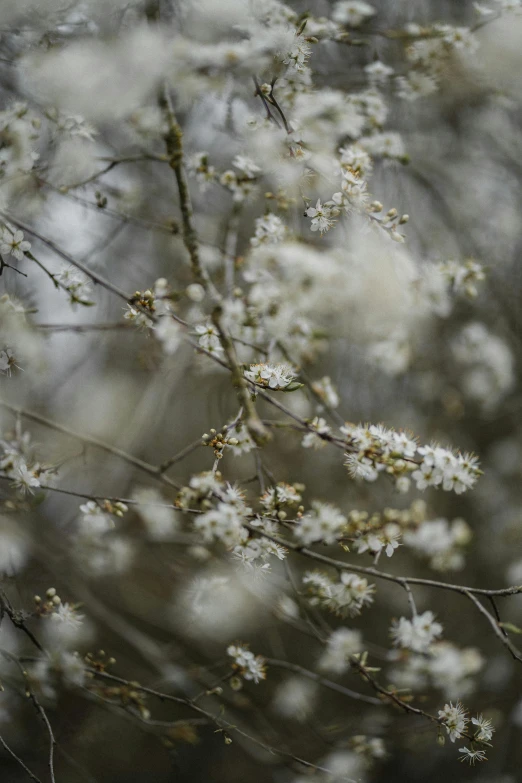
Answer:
[1, 1, 522, 781]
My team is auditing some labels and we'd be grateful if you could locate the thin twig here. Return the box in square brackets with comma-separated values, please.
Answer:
[0, 399, 179, 490]
[245, 524, 522, 598]
[0, 733, 43, 783]
[265, 658, 382, 706]
[464, 590, 522, 664]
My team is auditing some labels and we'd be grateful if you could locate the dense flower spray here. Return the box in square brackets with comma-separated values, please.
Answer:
[1, 0, 522, 780]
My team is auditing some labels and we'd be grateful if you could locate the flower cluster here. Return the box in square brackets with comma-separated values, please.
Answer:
[35, 588, 86, 649]
[333, 1, 376, 27]
[225, 421, 256, 456]
[438, 702, 494, 764]
[389, 641, 484, 700]
[187, 151, 261, 201]
[250, 213, 287, 246]
[412, 446, 481, 494]
[56, 265, 94, 307]
[28, 651, 86, 700]
[176, 470, 226, 510]
[259, 482, 303, 518]
[403, 517, 471, 571]
[451, 321, 514, 411]
[0, 426, 45, 494]
[280, 31, 313, 73]
[78, 501, 117, 536]
[437, 259, 485, 299]
[305, 139, 408, 240]
[438, 701, 469, 742]
[303, 570, 375, 617]
[294, 501, 347, 545]
[132, 487, 179, 541]
[311, 376, 340, 409]
[342, 423, 481, 495]
[186, 151, 216, 191]
[227, 644, 267, 684]
[318, 627, 363, 673]
[301, 417, 331, 450]
[151, 278, 182, 355]
[194, 502, 249, 548]
[343, 422, 416, 485]
[353, 522, 401, 559]
[391, 611, 443, 653]
[244, 362, 299, 390]
[232, 524, 287, 576]
[73, 500, 131, 577]
[349, 735, 386, 761]
[123, 289, 156, 329]
[395, 22, 480, 102]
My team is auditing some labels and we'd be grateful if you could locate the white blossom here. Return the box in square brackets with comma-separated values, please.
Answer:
[56, 265, 93, 306]
[244, 362, 298, 390]
[78, 501, 114, 536]
[12, 459, 41, 494]
[294, 501, 346, 545]
[458, 747, 487, 764]
[281, 32, 312, 72]
[353, 522, 401, 558]
[303, 570, 375, 617]
[232, 154, 261, 178]
[391, 611, 443, 653]
[332, 1, 376, 27]
[123, 305, 153, 329]
[271, 676, 317, 720]
[132, 488, 179, 541]
[318, 628, 363, 673]
[154, 317, 181, 355]
[194, 502, 248, 547]
[227, 644, 266, 683]
[438, 701, 469, 742]
[364, 60, 394, 84]
[311, 376, 340, 408]
[226, 422, 256, 455]
[195, 322, 224, 355]
[403, 518, 471, 571]
[306, 199, 336, 234]
[46, 603, 87, 648]
[0, 223, 31, 260]
[250, 213, 286, 246]
[396, 72, 438, 101]
[302, 417, 331, 449]
[471, 715, 495, 742]
[0, 348, 20, 376]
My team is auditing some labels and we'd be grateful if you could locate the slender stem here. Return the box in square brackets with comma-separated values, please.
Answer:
[159, 86, 205, 288]
[158, 439, 202, 474]
[265, 658, 382, 705]
[0, 211, 133, 303]
[36, 323, 131, 332]
[0, 733, 43, 783]
[400, 579, 417, 617]
[35, 174, 179, 235]
[0, 589, 44, 653]
[87, 668, 355, 779]
[464, 590, 522, 664]
[211, 306, 270, 446]
[0, 399, 179, 490]
[244, 524, 522, 598]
